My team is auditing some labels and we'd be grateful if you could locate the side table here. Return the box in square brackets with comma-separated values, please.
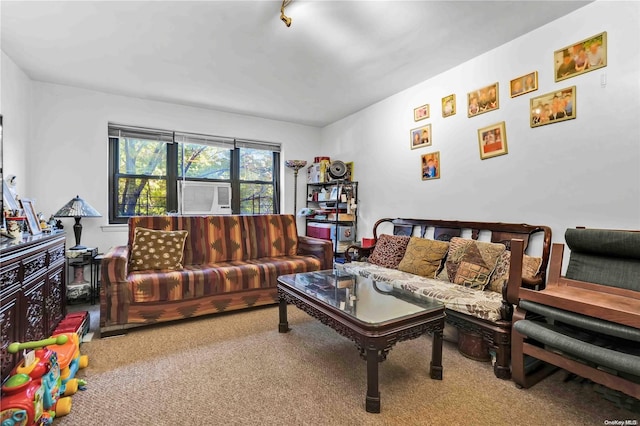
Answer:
[66, 247, 98, 304]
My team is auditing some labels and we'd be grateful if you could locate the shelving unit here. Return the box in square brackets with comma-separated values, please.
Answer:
[305, 180, 358, 261]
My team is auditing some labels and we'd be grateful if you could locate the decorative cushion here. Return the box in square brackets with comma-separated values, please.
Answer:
[487, 250, 543, 293]
[397, 237, 449, 278]
[368, 234, 411, 269]
[130, 227, 188, 271]
[437, 237, 506, 290]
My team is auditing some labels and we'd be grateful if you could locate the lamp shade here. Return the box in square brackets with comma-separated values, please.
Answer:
[54, 195, 101, 218]
[54, 196, 101, 250]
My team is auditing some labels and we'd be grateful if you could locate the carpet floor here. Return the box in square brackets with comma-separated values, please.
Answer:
[57, 305, 638, 425]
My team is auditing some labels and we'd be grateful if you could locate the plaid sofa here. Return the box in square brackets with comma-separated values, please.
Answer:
[100, 214, 332, 334]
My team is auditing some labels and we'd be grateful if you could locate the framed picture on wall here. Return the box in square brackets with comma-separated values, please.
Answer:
[477, 122, 508, 160]
[510, 71, 538, 98]
[467, 82, 499, 117]
[554, 32, 607, 82]
[421, 151, 440, 180]
[441, 94, 456, 117]
[413, 104, 430, 121]
[20, 198, 42, 236]
[530, 86, 576, 128]
[410, 124, 432, 149]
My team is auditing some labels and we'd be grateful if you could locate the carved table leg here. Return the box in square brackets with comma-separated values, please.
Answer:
[430, 327, 444, 380]
[278, 294, 289, 333]
[365, 347, 381, 413]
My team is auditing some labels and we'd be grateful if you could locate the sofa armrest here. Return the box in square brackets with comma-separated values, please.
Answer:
[100, 245, 131, 328]
[297, 236, 333, 270]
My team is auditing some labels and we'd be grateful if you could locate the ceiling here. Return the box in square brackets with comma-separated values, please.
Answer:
[1, 1, 591, 127]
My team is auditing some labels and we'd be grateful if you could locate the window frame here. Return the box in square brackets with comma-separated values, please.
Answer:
[108, 124, 281, 224]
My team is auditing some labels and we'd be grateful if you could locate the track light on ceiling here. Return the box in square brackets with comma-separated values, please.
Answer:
[281, 0, 292, 27]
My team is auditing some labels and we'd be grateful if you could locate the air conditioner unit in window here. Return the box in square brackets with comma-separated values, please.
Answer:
[178, 181, 232, 215]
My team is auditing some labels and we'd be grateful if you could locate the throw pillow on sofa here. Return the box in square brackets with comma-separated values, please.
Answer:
[368, 234, 411, 269]
[437, 237, 505, 290]
[486, 250, 543, 293]
[397, 237, 449, 278]
[130, 227, 188, 271]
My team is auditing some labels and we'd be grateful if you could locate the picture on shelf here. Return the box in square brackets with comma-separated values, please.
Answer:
[410, 123, 432, 149]
[554, 32, 606, 82]
[510, 71, 538, 98]
[442, 94, 456, 117]
[530, 86, 576, 128]
[421, 151, 440, 180]
[467, 82, 499, 117]
[477, 122, 508, 160]
[413, 104, 430, 121]
[20, 198, 42, 236]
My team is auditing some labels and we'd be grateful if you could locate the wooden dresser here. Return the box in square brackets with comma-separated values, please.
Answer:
[0, 231, 67, 382]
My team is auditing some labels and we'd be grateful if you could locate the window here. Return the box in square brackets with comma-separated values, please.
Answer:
[108, 124, 281, 224]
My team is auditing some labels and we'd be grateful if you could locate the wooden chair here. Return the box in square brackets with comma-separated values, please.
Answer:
[511, 227, 640, 399]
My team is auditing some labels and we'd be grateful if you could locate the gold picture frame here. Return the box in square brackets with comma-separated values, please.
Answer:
[530, 86, 576, 128]
[510, 71, 538, 98]
[410, 124, 432, 149]
[468, 82, 499, 117]
[441, 94, 456, 117]
[554, 32, 607, 82]
[413, 104, 430, 121]
[421, 151, 440, 180]
[477, 122, 508, 160]
[20, 198, 42, 236]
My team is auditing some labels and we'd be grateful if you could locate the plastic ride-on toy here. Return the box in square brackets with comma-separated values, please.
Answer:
[0, 334, 87, 425]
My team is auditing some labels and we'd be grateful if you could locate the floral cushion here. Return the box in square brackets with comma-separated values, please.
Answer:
[338, 262, 504, 322]
[130, 227, 188, 271]
[397, 237, 449, 278]
[436, 238, 506, 290]
[487, 250, 543, 293]
[367, 234, 411, 269]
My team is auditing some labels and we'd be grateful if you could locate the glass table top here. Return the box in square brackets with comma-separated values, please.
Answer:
[278, 269, 443, 325]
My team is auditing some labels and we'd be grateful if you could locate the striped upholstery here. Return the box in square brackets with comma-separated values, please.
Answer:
[101, 214, 323, 332]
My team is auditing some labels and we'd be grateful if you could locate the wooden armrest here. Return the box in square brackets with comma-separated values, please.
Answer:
[344, 244, 375, 262]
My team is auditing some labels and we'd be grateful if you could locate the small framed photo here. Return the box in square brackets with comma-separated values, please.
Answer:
[530, 86, 576, 128]
[441, 94, 456, 117]
[510, 71, 538, 98]
[413, 104, 430, 121]
[421, 151, 440, 180]
[410, 124, 432, 149]
[554, 32, 606, 82]
[20, 198, 42, 236]
[477, 122, 508, 160]
[468, 82, 499, 117]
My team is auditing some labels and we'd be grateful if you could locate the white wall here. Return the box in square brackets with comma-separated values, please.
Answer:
[321, 1, 640, 254]
[3, 79, 320, 251]
[1, 52, 31, 195]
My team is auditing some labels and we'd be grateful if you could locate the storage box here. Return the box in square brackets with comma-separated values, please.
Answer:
[331, 225, 355, 242]
[306, 223, 355, 242]
[361, 237, 375, 248]
[306, 223, 333, 240]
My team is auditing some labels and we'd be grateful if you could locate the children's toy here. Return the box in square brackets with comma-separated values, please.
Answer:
[1, 336, 79, 425]
[45, 333, 88, 396]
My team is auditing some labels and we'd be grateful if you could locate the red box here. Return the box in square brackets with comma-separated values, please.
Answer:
[361, 238, 375, 248]
[307, 223, 332, 240]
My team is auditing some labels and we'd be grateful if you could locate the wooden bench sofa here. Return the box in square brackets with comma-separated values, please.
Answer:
[100, 214, 333, 335]
[341, 218, 552, 379]
[512, 227, 640, 400]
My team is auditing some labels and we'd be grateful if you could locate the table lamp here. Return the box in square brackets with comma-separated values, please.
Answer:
[54, 195, 101, 250]
[285, 160, 307, 214]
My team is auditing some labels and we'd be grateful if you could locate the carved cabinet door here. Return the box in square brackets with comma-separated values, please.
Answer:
[22, 276, 48, 343]
[46, 262, 66, 334]
[0, 285, 20, 382]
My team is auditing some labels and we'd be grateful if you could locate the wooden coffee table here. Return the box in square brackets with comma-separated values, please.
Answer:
[277, 269, 445, 413]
